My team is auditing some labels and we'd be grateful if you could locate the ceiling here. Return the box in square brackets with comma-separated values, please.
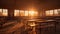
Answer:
[0, 0, 60, 10]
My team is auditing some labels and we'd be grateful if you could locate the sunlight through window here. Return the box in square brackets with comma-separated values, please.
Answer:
[54, 9, 58, 15]
[14, 10, 38, 17]
[25, 10, 29, 16]
[46, 10, 50, 16]
[14, 10, 20, 16]
[45, 9, 60, 16]
[49, 10, 54, 16]
[58, 9, 60, 15]
[0, 9, 2, 16]
[3, 9, 8, 16]
[20, 10, 24, 16]
[29, 11, 35, 16]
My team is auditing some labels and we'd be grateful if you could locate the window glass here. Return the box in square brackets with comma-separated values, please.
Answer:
[20, 10, 25, 16]
[58, 9, 60, 15]
[0, 9, 3, 16]
[3, 9, 8, 16]
[34, 11, 38, 16]
[46, 10, 50, 16]
[0, 9, 2, 12]
[29, 11, 36, 16]
[14, 10, 20, 16]
[54, 9, 58, 15]
[25, 10, 29, 16]
[49, 10, 54, 16]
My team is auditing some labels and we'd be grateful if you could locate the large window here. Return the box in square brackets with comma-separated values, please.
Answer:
[14, 10, 25, 16]
[0, 9, 8, 16]
[54, 9, 58, 15]
[20, 10, 25, 16]
[14, 10, 20, 16]
[25, 10, 29, 16]
[45, 9, 60, 16]
[46, 10, 50, 16]
[58, 9, 60, 15]
[49, 10, 54, 16]
[0, 9, 2, 16]
[46, 10, 54, 16]
[14, 10, 38, 17]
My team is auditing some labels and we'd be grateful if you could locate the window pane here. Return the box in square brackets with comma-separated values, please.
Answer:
[3, 9, 8, 16]
[46, 10, 50, 16]
[58, 9, 60, 15]
[54, 9, 58, 16]
[14, 10, 20, 16]
[49, 10, 53, 16]
[0, 9, 3, 16]
[34, 11, 38, 16]
[20, 10, 24, 16]
[0, 9, 2, 12]
[25, 10, 29, 16]
[29, 11, 36, 16]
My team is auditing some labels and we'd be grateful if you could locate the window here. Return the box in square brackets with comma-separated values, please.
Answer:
[34, 11, 38, 16]
[20, 10, 25, 16]
[45, 9, 60, 16]
[14, 10, 20, 16]
[49, 10, 54, 16]
[29, 11, 35, 16]
[0, 9, 3, 16]
[25, 10, 29, 16]
[0, 9, 2, 12]
[29, 11, 38, 16]
[14, 10, 38, 17]
[0, 9, 8, 16]
[46, 10, 54, 16]
[46, 10, 50, 16]
[3, 9, 8, 16]
[14, 10, 25, 16]
[54, 9, 58, 15]
[58, 9, 60, 15]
